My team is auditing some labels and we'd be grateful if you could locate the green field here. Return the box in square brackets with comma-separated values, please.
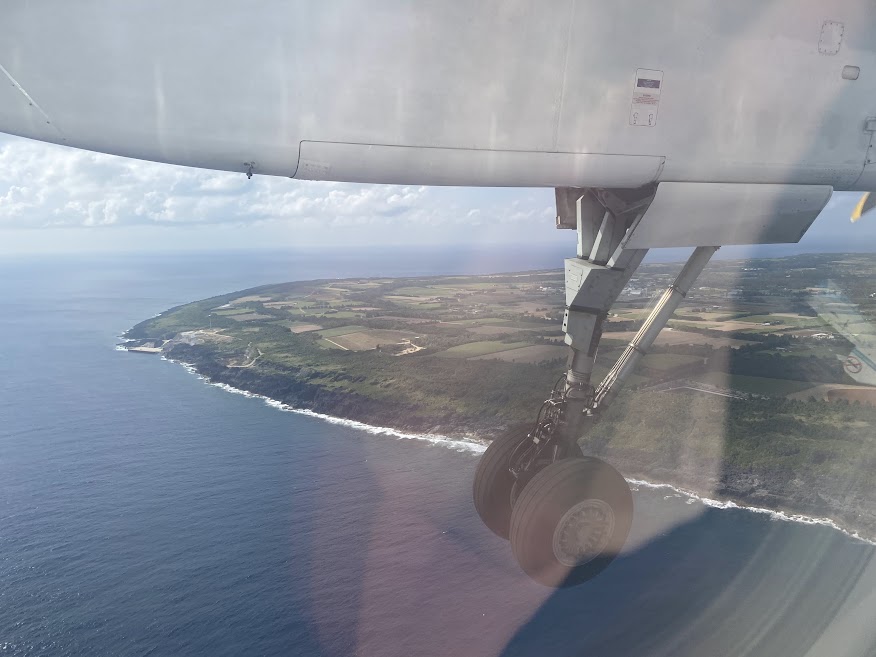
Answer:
[668, 320, 720, 331]
[124, 253, 876, 538]
[318, 338, 348, 350]
[640, 353, 703, 371]
[214, 308, 252, 316]
[735, 314, 826, 328]
[311, 311, 363, 319]
[436, 340, 532, 359]
[316, 325, 367, 338]
[284, 322, 323, 334]
[440, 318, 506, 326]
[696, 372, 817, 395]
[393, 286, 459, 297]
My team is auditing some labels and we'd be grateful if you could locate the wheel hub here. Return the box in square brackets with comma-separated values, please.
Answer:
[552, 499, 615, 567]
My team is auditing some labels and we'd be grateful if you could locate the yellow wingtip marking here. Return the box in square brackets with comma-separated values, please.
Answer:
[851, 192, 870, 223]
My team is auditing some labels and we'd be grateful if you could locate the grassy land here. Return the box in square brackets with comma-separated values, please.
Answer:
[214, 308, 253, 316]
[696, 372, 817, 395]
[436, 340, 531, 358]
[470, 344, 568, 363]
[121, 255, 876, 534]
[640, 353, 704, 371]
[316, 325, 368, 338]
[124, 256, 876, 491]
[734, 314, 826, 328]
[393, 286, 460, 296]
[439, 318, 506, 326]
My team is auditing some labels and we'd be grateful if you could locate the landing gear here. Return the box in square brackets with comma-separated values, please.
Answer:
[473, 428, 529, 539]
[473, 185, 720, 587]
[473, 417, 582, 539]
[510, 457, 632, 588]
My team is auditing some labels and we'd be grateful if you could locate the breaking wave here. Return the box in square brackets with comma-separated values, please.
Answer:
[628, 478, 876, 546]
[151, 352, 874, 544]
[163, 356, 487, 455]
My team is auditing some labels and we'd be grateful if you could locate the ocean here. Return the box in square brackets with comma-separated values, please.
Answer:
[2, 247, 876, 657]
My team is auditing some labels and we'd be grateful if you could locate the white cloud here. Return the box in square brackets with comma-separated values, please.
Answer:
[0, 135, 553, 233]
[2, 133, 872, 262]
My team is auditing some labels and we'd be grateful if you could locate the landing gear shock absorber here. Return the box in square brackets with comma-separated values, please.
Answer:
[506, 375, 585, 507]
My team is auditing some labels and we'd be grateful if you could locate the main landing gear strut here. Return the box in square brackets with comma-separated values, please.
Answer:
[473, 186, 719, 587]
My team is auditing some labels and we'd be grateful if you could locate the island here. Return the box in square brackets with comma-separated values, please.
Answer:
[123, 253, 876, 538]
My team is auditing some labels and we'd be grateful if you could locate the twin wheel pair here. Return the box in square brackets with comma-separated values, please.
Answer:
[472, 428, 633, 588]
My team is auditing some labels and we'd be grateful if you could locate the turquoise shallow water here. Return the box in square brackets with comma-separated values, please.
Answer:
[1, 247, 875, 657]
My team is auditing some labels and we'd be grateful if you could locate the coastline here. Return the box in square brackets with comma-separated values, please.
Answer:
[127, 342, 876, 547]
[165, 353, 489, 455]
[627, 477, 876, 547]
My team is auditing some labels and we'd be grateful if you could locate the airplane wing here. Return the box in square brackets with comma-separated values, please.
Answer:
[852, 192, 876, 223]
[809, 285, 876, 386]
[2, 2, 876, 193]
[839, 349, 876, 386]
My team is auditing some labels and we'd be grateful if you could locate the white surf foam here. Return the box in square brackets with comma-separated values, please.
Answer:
[151, 352, 874, 543]
[161, 355, 487, 455]
[628, 477, 876, 546]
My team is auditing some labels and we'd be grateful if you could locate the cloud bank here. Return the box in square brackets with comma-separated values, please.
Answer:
[0, 135, 553, 231]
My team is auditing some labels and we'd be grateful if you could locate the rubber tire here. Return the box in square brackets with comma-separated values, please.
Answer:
[473, 430, 583, 539]
[472, 429, 529, 539]
[510, 457, 632, 588]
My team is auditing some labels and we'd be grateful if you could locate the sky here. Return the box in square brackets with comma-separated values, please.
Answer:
[0, 133, 872, 258]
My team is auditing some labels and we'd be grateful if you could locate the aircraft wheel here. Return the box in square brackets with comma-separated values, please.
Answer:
[472, 429, 529, 539]
[510, 457, 632, 588]
[509, 442, 583, 509]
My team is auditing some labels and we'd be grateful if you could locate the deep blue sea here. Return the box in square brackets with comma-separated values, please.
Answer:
[2, 246, 876, 657]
